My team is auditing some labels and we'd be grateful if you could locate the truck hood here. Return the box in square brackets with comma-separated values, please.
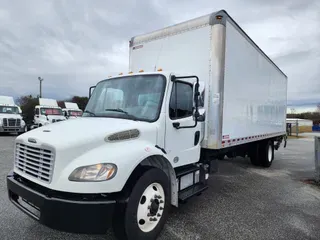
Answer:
[18, 117, 158, 150]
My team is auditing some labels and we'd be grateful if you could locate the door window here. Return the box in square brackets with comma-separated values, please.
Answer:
[169, 82, 193, 120]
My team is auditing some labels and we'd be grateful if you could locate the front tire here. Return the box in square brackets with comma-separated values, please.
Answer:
[113, 168, 171, 240]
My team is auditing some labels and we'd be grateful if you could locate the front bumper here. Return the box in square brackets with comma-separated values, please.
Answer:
[7, 171, 116, 234]
[0, 126, 24, 133]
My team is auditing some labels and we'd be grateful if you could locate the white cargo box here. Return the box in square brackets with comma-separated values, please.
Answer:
[64, 102, 79, 110]
[39, 98, 58, 107]
[130, 10, 287, 150]
[0, 96, 15, 106]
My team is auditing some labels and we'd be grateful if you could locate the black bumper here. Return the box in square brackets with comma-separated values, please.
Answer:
[7, 171, 116, 234]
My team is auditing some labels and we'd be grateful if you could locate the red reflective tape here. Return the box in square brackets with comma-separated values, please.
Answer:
[222, 141, 225, 144]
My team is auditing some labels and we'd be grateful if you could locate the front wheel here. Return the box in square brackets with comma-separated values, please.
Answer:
[113, 168, 171, 240]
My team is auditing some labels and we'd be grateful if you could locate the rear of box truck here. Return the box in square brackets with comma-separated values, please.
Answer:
[129, 10, 287, 150]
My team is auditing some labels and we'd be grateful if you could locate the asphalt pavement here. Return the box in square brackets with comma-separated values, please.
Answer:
[1, 134, 320, 240]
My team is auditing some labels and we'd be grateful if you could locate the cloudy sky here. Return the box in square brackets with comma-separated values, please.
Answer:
[0, 0, 319, 106]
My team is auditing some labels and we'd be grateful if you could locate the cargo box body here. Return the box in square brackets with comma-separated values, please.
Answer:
[129, 10, 287, 150]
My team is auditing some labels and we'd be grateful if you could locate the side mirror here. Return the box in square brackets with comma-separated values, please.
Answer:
[197, 112, 205, 122]
[89, 86, 96, 98]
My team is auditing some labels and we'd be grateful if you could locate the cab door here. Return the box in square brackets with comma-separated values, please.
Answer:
[164, 76, 202, 167]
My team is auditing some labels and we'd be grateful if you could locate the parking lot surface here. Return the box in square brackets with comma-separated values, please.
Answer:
[1, 135, 320, 240]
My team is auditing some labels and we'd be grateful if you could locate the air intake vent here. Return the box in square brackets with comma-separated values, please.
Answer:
[106, 129, 140, 142]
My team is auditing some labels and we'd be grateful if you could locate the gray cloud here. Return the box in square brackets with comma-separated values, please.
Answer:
[0, 0, 319, 105]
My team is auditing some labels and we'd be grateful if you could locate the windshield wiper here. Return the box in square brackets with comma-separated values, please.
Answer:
[83, 110, 96, 116]
[105, 108, 138, 121]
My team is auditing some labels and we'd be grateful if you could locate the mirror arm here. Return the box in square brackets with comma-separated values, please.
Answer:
[170, 75, 202, 130]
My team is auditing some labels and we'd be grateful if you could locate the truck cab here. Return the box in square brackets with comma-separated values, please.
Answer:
[34, 106, 66, 126]
[7, 71, 206, 237]
[33, 98, 66, 126]
[62, 102, 83, 119]
[0, 96, 26, 134]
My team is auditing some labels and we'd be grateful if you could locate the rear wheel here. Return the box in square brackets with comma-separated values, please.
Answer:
[259, 140, 274, 168]
[113, 168, 171, 240]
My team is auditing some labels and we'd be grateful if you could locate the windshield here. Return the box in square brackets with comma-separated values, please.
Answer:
[84, 75, 166, 122]
[41, 108, 63, 116]
[69, 110, 83, 116]
[0, 106, 19, 114]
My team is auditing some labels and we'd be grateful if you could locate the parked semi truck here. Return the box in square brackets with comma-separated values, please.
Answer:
[62, 102, 83, 119]
[7, 10, 287, 240]
[0, 96, 26, 135]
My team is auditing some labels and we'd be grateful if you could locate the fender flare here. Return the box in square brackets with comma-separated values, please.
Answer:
[122, 147, 178, 207]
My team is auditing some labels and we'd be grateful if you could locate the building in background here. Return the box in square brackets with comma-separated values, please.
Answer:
[286, 118, 313, 127]
[287, 104, 318, 114]
[286, 118, 314, 135]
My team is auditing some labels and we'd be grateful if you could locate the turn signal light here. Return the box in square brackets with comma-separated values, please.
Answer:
[139, 70, 144, 72]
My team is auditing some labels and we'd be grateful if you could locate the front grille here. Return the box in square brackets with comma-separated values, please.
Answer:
[15, 143, 55, 183]
[3, 118, 21, 127]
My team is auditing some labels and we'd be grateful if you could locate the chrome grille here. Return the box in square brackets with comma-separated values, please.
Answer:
[15, 143, 55, 183]
[3, 118, 21, 127]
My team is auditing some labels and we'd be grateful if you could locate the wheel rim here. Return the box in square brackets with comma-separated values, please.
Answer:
[268, 145, 273, 162]
[137, 182, 165, 233]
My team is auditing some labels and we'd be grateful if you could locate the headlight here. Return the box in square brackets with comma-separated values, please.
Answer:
[0, 119, 2, 125]
[21, 120, 25, 126]
[68, 163, 117, 182]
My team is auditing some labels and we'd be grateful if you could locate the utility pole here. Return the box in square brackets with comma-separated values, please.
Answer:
[38, 77, 44, 98]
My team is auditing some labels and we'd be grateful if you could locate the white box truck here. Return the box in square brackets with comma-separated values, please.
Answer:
[33, 98, 66, 126]
[62, 102, 83, 119]
[7, 10, 287, 240]
[0, 96, 26, 135]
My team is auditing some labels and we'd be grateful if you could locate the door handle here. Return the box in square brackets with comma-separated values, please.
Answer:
[172, 122, 180, 129]
[194, 131, 200, 145]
